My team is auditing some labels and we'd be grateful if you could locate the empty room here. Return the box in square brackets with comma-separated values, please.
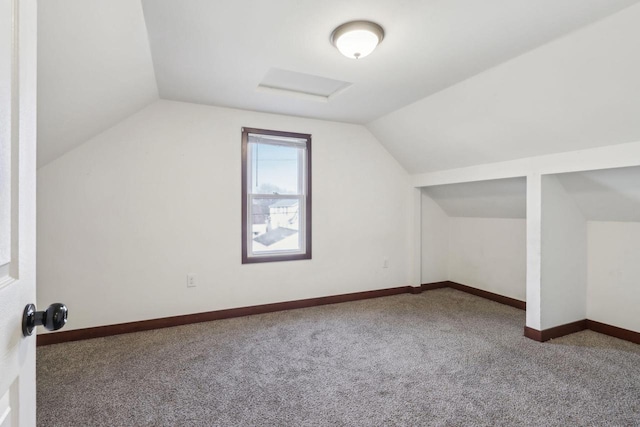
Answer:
[2, 0, 640, 425]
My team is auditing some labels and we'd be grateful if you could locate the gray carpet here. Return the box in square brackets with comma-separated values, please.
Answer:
[37, 288, 640, 426]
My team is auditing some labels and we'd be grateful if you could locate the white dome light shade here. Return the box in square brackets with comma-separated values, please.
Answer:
[331, 21, 384, 59]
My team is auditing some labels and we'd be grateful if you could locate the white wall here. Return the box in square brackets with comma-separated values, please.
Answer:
[587, 221, 640, 332]
[37, 100, 411, 331]
[526, 175, 542, 330]
[448, 218, 526, 301]
[418, 158, 640, 334]
[539, 175, 587, 329]
[557, 167, 640, 332]
[420, 180, 527, 301]
[396, 0, 640, 334]
[420, 192, 449, 283]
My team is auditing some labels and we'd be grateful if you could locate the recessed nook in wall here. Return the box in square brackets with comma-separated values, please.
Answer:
[420, 170, 640, 343]
[420, 177, 527, 303]
[546, 165, 640, 334]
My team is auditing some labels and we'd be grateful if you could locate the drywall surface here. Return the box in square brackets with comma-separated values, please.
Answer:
[555, 166, 640, 222]
[587, 221, 640, 332]
[421, 178, 526, 299]
[423, 177, 526, 219]
[413, 148, 640, 334]
[369, 2, 640, 173]
[37, 100, 411, 331]
[38, 0, 158, 167]
[420, 192, 449, 283]
[525, 174, 543, 330]
[448, 217, 526, 301]
[413, 141, 640, 188]
[540, 176, 587, 329]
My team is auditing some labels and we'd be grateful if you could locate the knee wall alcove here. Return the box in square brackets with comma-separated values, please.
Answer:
[418, 164, 640, 343]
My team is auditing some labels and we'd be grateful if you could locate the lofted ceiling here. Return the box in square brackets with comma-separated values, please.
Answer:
[37, 0, 640, 169]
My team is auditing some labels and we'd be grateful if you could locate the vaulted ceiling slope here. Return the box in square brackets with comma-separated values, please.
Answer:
[37, 0, 158, 167]
[368, 2, 640, 174]
[423, 178, 526, 219]
[37, 0, 639, 169]
[557, 166, 640, 222]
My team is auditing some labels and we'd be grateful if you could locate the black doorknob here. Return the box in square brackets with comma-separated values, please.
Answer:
[22, 303, 68, 337]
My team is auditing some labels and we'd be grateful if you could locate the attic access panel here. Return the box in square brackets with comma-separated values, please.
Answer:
[257, 68, 351, 102]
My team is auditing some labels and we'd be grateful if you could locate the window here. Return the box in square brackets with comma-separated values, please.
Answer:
[241, 127, 311, 263]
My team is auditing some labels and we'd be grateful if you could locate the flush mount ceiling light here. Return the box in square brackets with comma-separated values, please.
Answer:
[330, 20, 384, 59]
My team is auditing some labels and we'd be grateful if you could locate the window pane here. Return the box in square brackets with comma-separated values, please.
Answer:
[250, 197, 302, 254]
[242, 127, 311, 264]
[250, 142, 301, 195]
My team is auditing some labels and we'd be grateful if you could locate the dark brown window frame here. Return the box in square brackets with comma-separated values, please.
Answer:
[241, 127, 312, 264]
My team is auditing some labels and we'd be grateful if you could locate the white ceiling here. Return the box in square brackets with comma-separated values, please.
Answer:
[557, 166, 640, 222]
[423, 177, 526, 219]
[37, 0, 640, 169]
[141, 0, 637, 125]
[368, 1, 640, 173]
[37, 0, 158, 167]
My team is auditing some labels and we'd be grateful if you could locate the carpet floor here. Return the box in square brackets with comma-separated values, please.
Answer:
[37, 288, 640, 426]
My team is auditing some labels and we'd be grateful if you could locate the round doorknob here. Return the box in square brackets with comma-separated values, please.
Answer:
[22, 303, 68, 337]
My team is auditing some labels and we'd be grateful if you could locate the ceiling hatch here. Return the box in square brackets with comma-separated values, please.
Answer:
[257, 68, 352, 102]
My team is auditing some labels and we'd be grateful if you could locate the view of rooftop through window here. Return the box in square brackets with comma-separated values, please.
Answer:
[243, 129, 311, 262]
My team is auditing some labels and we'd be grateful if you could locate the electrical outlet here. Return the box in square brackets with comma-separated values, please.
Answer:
[187, 274, 197, 288]
[383, 257, 389, 268]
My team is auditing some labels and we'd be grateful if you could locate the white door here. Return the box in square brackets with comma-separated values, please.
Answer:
[0, 0, 38, 425]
